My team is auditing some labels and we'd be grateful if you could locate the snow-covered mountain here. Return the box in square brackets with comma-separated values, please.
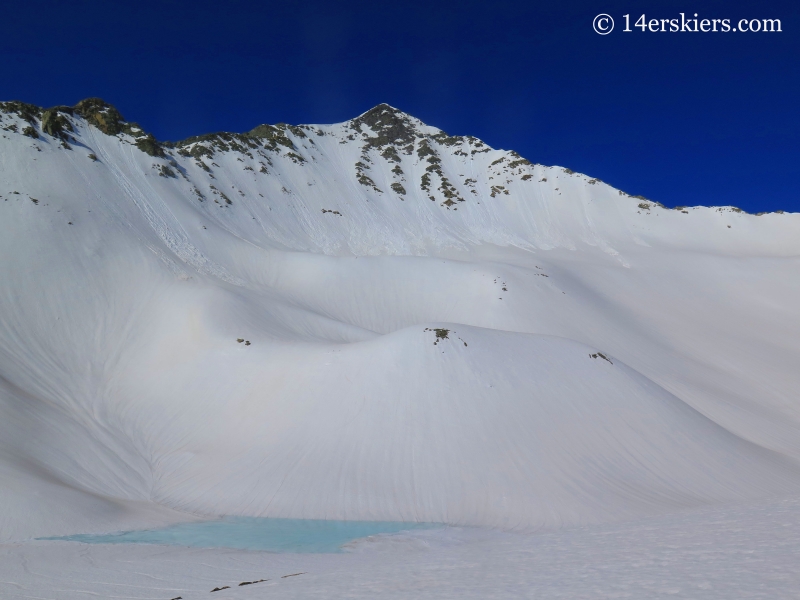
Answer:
[1, 98, 799, 542]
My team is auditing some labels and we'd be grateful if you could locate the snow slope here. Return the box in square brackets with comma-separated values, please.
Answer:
[1, 99, 799, 541]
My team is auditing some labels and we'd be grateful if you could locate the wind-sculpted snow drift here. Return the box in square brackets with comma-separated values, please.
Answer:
[1, 99, 799, 541]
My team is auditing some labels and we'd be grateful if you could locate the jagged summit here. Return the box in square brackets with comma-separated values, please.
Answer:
[350, 103, 421, 146]
[354, 102, 407, 119]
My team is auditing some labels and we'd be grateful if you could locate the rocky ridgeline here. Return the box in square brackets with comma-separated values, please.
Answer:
[0, 98, 547, 213]
[3, 98, 778, 218]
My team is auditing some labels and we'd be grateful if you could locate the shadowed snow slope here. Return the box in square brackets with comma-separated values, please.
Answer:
[1, 100, 799, 540]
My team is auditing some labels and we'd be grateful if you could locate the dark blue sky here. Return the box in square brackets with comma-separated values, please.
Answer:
[2, 0, 798, 212]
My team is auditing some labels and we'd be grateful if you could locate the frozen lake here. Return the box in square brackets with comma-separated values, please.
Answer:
[41, 518, 441, 553]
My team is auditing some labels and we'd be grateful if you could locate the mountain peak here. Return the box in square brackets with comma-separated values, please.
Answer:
[356, 103, 408, 120]
[349, 103, 420, 147]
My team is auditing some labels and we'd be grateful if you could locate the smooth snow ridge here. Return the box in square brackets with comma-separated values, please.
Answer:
[1, 99, 799, 541]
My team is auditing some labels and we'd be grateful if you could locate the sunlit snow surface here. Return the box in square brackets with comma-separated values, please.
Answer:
[7, 498, 800, 599]
[1, 102, 800, 597]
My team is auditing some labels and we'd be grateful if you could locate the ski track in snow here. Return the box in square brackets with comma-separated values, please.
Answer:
[89, 126, 246, 285]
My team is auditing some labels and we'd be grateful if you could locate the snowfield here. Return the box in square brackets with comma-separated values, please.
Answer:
[4, 496, 800, 599]
[0, 99, 799, 598]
